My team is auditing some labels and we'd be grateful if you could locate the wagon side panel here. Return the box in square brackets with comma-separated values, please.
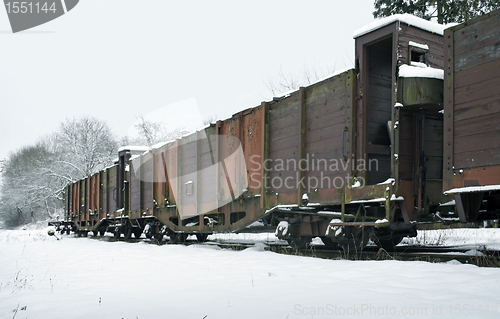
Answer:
[304, 70, 355, 204]
[444, 9, 500, 190]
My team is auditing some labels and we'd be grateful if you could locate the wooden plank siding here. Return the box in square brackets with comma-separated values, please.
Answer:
[139, 157, 153, 212]
[449, 10, 500, 170]
[443, 8, 500, 192]
[129, 156, 142, 213]
[268, 91, 300, 194]
[266, 70, 354, 197]
[424, 114, 444, 181]
[398, 110, 414, 181]
[107, 166, 117, 214]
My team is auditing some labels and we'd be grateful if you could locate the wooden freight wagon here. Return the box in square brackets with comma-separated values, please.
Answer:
[443, 9, 500, 222]
[65, 156, 124, 236]
[64, 14, 458, 250]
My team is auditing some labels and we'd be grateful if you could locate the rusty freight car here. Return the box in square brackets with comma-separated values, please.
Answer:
[61, 12, 500, 251]
[443, 9, 500, 222]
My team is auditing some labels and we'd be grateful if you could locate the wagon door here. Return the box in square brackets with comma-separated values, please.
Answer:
[399, 109, 444, 215]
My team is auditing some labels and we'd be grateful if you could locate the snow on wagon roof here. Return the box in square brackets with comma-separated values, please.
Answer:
[353, 14, 449, 38]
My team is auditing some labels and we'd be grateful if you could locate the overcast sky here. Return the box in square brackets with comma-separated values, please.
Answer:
[0, 0, 376, 160]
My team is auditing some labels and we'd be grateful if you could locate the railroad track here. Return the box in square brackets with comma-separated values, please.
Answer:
[268, 245, 500, 267]
[81, 233, 500, 268]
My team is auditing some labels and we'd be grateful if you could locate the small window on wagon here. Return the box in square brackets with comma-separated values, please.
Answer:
[409, 42, 429, 66]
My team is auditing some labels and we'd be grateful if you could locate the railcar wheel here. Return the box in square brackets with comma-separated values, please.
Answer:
[195, 233, 209, 243]
[340, 238, 362, 254]
[123, 226, 132, 240]
[339, 227, 371, 254]
[320, 236, 339, 249]
[154, 232, 163, 242]
[133, 228, 143, 239]
[113, 227, 121, 239]
[169, 232, 187, 244]
[144, 225, 153, 239]
[179, 233, 188, 242]
[377, 236, 403, 252]
[66, 228, 71, 235]
[287, 236, 311, 249]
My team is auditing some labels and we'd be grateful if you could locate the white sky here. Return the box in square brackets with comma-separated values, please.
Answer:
[0, 0, 376, 160]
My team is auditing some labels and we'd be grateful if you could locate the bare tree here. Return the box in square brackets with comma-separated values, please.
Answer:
[203, 114, 219, 126]
[0, 159, 6, 173]
[54, 116, 118, 178]
[0, 158, 5, 193]
[0, 142, 61, 226]
[265, 64, 336, 97]
[129, 115, 189, 147]
[0, 116, 119, 227]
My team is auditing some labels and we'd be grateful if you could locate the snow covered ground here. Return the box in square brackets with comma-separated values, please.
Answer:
[1, 226, 500, 319]
[401, 228, 500, 251]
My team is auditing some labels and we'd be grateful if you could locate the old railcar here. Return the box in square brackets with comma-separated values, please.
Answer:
[443, 9, 500, 222]
[63, 12, 499, 250]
